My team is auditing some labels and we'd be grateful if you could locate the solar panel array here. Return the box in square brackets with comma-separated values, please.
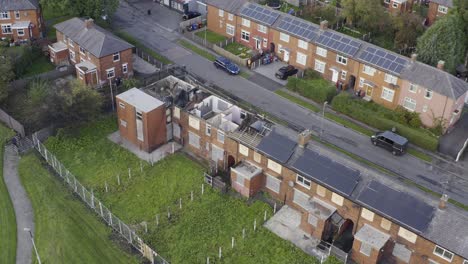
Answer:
[357, 181, 435, 233]
[316, 31, 361, 57]
[276, 16, 318, 41]
[292, 149, 360, 196]
[256, 130, 296, 163]
[240, 3, 280, 26]
[358, 46, 409, 75]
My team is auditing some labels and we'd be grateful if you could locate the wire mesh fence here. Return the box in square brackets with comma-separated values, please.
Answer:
[31, 133, 169, 264]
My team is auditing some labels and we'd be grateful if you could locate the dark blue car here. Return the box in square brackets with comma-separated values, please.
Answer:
[214, 57, 240, 75]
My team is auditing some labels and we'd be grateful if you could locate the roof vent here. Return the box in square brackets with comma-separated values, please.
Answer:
[320, 20, 329, 30]
[437, 60, 445, 70]
[439, 194, 448, 210]
[85, 18, 94, 29]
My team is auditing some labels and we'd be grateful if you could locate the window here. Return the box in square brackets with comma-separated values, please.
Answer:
[293, 189, 310, 209]
[316, 185, 326, 197]
[69, 50, 76, 62]
[266, 174, 281, 193]
[438, 5, 448, 13]
[239, 144, 249, 156]
[384, 73, 398, 85]
[218, 9, 224, 17]
[341, 71, 347, 80]
[0, 12, 10, 19]
[267, 159, 282, 174]
[235, 174, 245, 186]
[403, 97, 416, 111]
[226, 24, 235, 36]
[113, 52, 120, 62]
[120, 119, 127, 127]
[173, 124, 181, 138]
[217, 130, 224, 143]
[429, 260, 440, 264]
[296, 174, 311, 189]
[316, 46, 327, 57]
[296, 52, 307, 66]
[409, 83, 417, 93]
[253, 152, 261, 163]
[359, 78, 365, 87]
[136, 110, 144, 141]
[119, 102, 125, 108]
[384, 0, 391, 3]
[188, 132, 200, 149]
[14, 11, 20, 19]
[68, 38, 74, 47]
[189, 116, 200, 130]
[1, 24, 12, 34]
[463, 260, 468, 264]
[242, 18, 250, 27]
[363, 65, 376, 76]
[122, 63, 128, 74]
[361, 208, 375, 222]
[331, 193, 344, 206]
[205, 124, 211, 136]
[380, 218, 391, 230]
[79, 46, 86, 54]
[381, 87, 395, 102]
[398, 227, 417, 243]
[425, 89, 433, 99]
[17, 28, 24, 36]
[106, 68, 115, 78]
[392, 2, 399, 8]
[263, 38, 267, 48]
[211, 144, 224, 161]
[314, 60, 326, 73]
[433, 246, 454, 262]
[228, 13, 233, 21]
[298, 39, 308, 50]
[336, 55, 347, 65]
[78, 71, 84, 79]
[422, 105, 428, 112]
[241, 30, 250, 42]
[174, 107, 180, 119]
[279, 32, 290, 43]
[360, 242, 372, 256]
[257, 24, 267, 33]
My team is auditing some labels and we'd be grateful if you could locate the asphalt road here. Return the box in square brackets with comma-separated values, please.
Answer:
[114, 1, 468, 204]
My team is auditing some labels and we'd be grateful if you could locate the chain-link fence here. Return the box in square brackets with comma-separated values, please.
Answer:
[31, 133, 169, 264]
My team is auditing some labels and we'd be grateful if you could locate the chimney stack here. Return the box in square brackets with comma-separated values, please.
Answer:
[85, 18, 94, 29]
[411, 53, 417, 63]
[439, 194, 448, 210]
[298, 129, 312, 148]
[320, 20, 329, 30]
[437, 60, 445, 70]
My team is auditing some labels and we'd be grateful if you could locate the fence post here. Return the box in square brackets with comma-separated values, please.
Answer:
[109, 211, 113, 226]
[264, 210, 267, 222]
[231, 237, 235, 248]
[119, 219, 122, 234]
[128, 226, 132, 243]
[254, 219, 257, 231]
[179, 198, 182, 209]
[219, 247, 222, 259]
[91, 189, 95, 208]
[74, 177, 77, 192]
[242, 228, 245, 239]
[82, 185, 86, 201]
[156, 214, 159, 226]
[274, 202, 277, 214]
[191, 191, 193, 201]
[99, 202, 103, 217]
[202, 183, 204, 195]
[128, 168, 132, 179]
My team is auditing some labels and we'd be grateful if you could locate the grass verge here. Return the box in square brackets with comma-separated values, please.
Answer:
[0, 125, 16, 264]
[407, 148, 433, 163]
[239, 71, 251, 79]
[18, 154, 140, 264]
[324, 113, 374, 136]
[178, 39, 216, 61]
[194, 29, 227, 44]
[115, 31, 172, 64]
[275, 90, 320, 112]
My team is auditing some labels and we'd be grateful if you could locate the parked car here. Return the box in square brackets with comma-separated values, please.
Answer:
[214, 57, 240, 75]
[275, 65, 298, 80]
[183, 11, 201, 20]
[371, 131, 408, 156]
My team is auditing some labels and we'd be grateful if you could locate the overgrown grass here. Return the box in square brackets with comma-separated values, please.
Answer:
[178, 39, 216, 61]
[115, 31, 172, 64]
[18, 154, 140, 264]
[275, 89, 320, 112]
[22, 56, 55, 78]
[195, 29, 227, 44]
[224, 42, 252, 59]
[0, 125, 16, 264]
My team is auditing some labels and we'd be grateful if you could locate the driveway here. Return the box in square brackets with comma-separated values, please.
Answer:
[114, 1, 468, 204]
[252, 61, 289, 86]
[439, 112, 468, 160]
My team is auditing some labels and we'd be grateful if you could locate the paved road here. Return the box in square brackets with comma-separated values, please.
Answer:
[114, 1, 468, 204]
[3, 145, 34, 264]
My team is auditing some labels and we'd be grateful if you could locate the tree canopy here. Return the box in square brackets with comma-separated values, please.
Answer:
[0, 47, 15, 102]
[342, 0, 390, 33]
[40, 0, 119, 19]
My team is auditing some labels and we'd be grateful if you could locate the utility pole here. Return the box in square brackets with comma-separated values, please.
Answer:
[24, 228, 41, 264]
[108, 78, 115, 112]
[319, 101, 328, 139]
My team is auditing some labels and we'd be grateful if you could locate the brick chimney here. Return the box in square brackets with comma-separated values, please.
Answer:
[298, 129, 312, 148]
[411, 53, 417, 63]
[437, 60, 445, 70]
[439, 194, 448, 210]
[85, 18, 94, 29]
[320, 20, 329, 30]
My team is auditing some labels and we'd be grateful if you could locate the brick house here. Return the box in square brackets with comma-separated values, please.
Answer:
[48, 18, 134, 86]
[426, 0, 453, 25]
[0, 0, 44, 42]
[383, 0, 414, 14]
[205, 0, 247, 39]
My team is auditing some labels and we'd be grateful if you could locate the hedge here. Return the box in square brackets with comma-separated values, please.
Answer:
[331, 93, 438, 151]
[286, 77, 337, 103]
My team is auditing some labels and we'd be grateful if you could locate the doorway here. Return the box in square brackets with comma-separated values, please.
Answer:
[270, 42, 275, 53]
[331, 70, 339, 83]
[227, 155, 235, 168]
[255, 38, 261, 50]
[365, 85, 373, 97]
[283, 50, 289, 62]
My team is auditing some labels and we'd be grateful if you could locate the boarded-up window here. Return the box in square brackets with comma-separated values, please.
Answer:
[266, 174, 281, 193]
[360, 242, 372, 256]
[253, 152, 261, 163]
[235, 173, 244, 186]
[398, 227, 417, 244]
[189, 116, 200, 130]
[267, 159, 282, 174]
[239, 144, 249, 156]
[361, 208, 375, 222]
[188, 132, 200, 149]
[173, 124, 181, 138]
[381, 218, 392, 231]
[316, 185, 326, 197]
[211, 144, 224, 161]
[293, 188, 309, 209]
[331, 193, 344, 206]
[308, 214, 318, 227]
[174, 107, 180, 119]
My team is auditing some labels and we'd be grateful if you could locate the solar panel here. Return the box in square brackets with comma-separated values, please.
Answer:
[357, 181, 435, 233]
[358, 45, 409, 75]
[315, 31, 362, 57]
[292, 149, 360, 196]
[240, 3, 280, 26]
[256, 131, 296, 164]
[276, 16, 319, 41]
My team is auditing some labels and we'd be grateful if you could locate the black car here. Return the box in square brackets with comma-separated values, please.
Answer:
[275, 65, 298, 80]
[214, 57, 240, 75]
[182, 11, 201, 20]
[371, 131, 408, 156]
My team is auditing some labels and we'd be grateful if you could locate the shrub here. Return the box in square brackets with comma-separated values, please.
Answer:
[304, 69, 322, 80]
[287, 77, 337, 103]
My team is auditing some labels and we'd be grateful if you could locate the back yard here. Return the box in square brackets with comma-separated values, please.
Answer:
[43, 116, 319, 263]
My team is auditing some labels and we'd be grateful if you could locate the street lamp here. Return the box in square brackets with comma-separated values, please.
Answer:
[24, 228, 41, 264]
[108, 77, 115, 112]
[319, 101, 328, 139]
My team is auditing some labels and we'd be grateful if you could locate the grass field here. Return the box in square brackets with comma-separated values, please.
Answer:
[18, 154, 140, 264]
[115, 31, 172, 64]
[0, 125, 16, 264]
[22, 56, 55, 78]
[195, 29, 227, 44]
[44, 116, 319, 263]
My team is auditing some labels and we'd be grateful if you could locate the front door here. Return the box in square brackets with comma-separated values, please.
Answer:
[365, 85, 373, 97]
[331, 70, 339, 83]
[283, 51, 289, 62]
[255, 38, 261, 50]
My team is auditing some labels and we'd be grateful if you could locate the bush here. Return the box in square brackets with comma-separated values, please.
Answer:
[287, 77, 337, 103]
[304, 69, 322, 80]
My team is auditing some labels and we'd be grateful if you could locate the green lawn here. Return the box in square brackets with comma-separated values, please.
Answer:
[0, 125, 16, 264]
[324, 113, 374, 136]
[178, 39, 216, 61]
[195, 29, 227, 44]
[275, 89, 320, 112]
[22, 56, 55, 78]
[224, 42, 252, 59]
[44, 117, 319, 263]
[18, 154, 140, 264]
[115, 31, 172, 64]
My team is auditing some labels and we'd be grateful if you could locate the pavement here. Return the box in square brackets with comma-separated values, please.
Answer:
[252, 61, 288, 86]
[439, 112, 468, 160]
[113, 1, 468, 204]
[3, 145, 34, 264]
[133, 54, 159, 74]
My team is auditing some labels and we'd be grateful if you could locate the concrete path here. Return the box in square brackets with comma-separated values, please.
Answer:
[3, 145, 34, 264]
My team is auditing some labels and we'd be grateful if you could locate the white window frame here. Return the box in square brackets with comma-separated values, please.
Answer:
[363, 65, 376, 76]
[425, 89, 433, 99]
[188, 131, 200, 149]
[359, 77, 365, 87]
[228, 13, 233, 21]
[106, 68, 115, 78]
[16, 28, 24, 36]
[242, 18, 250, 27]
[279, 32, 290, 43]
[384, 0, 391, 3]
[226, 24, 235, 36]
[266, 174, 281, 193]
[119, 102, 125, 109]
[403, 97, 416, 111]
[69, 50, 76, 62]
[267, 159, 282, 174]
[316, 46, 327, 57]
[422, 105, 428, 113]
[296, 52, 307, 66]
[241, 30, 250, 42]
[14, 11, 20, 19]
[217, 130, 224, 143]
[120, 119, 127, 127]
[68, 38, 74, 47]
[79, 46, 86, 55]
[381, 87, 395, 102]
[314, 60, 325, 73]
[257, 24, 267, 33]
[1, 24, 12, 34]
[463, 259, 468, 264]
[438, 5, 448, 13]
[360, 242, 372, 256]
[433, 245, 454, 262]
[296, 174, 311, 189]
[218, 9, 224, 17]
[0, 12, 10, 20]
[384, 73, 398, 85]
[113, 52, 120, 62]
[341, 71, 347, 80]
[122, 63, 128, 74]
[392, 2, 399, 8]
[298, 39, 308, 50]
[205, 124, 211, 136]
[336, 54, 347, 65]
[409, 83, 417, 93]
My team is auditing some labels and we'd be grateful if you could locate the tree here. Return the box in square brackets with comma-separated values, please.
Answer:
[40, 0, 119, 19]
[0, 47, 15, 102]
[341, 0, 358, 25]
[416, 14, 466, 73]
[393, 13, 424, 50]
[342, 0, 390, 33]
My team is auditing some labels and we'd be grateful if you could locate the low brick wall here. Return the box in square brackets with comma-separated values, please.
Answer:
[213, 45, 249, 67]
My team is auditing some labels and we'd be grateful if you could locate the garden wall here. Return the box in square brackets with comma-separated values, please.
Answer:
[213, 45, 249, 66]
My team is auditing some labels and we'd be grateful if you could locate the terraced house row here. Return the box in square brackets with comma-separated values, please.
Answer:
[205, 0, 468, 131]
[115, 74, 468, 264]
[0, 0, 44, 42]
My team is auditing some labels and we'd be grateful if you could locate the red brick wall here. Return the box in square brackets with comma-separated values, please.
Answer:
[426, 2, 448, 26]
[0, 9, 44, 41]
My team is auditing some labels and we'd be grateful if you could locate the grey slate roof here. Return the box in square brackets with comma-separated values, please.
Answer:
[401, 61, 468, 99]
[0, 0, 39, 10]
[54, 18, 134, 58]
[430, 0, 454, 7]
[204, 0, 247, 13]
